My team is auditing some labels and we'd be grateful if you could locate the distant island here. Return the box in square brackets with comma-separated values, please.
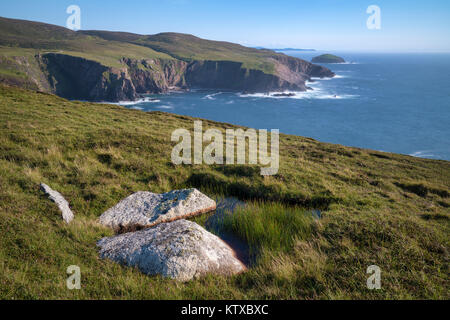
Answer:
[311, 54, 345, 63]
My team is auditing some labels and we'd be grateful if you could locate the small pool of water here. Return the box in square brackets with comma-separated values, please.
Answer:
[203, 197, 251, 266]
[197, 197, 323, 267]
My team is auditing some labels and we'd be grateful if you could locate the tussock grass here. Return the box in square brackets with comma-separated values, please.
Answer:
[0, 84, 449, 299]
[220, 202, 314, 255]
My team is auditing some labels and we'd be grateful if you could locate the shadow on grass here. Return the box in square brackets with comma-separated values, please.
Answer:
[186, 171, 338, 210]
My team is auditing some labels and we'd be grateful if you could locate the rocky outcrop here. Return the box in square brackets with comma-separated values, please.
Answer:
[99, 188, 216, 232]
[40, 183, 74, 223]
[97, 219, 246, 281]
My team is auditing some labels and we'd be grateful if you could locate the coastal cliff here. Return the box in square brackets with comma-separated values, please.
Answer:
[184, 59, 329, 92]
[0, 17, 335, 102]
[29, 53, 334, 101]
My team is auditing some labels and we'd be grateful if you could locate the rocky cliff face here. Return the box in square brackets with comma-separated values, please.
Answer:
[16, 52, 334, 102]
[184, 57, 334, 92]
[0, 55, 50, 92]
[35, 54, 189, 101]
[38, 53, 138, 101]
[185, 60, 304, 92]
[122, 58, 188, 93]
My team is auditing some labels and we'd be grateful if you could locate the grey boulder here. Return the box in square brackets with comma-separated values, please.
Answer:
[97, 219, 246, 281]
[40, 183, 74, 224]
[99, 188, 216, 231]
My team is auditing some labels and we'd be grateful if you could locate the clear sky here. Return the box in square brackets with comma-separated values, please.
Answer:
[1, 0, 449, 52]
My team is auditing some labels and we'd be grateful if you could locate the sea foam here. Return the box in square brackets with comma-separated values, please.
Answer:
[203, 92, 223, 100]
[114, 97, 161, 106]
[237, 77, 358, 100]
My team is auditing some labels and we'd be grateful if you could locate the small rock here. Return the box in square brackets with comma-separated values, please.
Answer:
[271, 92, 296, 97]
[99, 188, 216, 231]
[40, 183, 74, 224]
[97, 219, 246, 281]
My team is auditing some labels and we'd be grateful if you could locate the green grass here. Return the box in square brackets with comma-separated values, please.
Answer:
[80, 31, 281, 74]
[220, 202, 314, 255]
[0, 40, 174, 70]
[0, 84, 449, 299]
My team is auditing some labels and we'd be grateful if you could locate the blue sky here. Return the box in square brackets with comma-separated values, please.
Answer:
[1, 0, 449, 52]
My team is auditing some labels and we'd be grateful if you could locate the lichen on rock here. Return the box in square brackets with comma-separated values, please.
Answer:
[99, 188, 216, 232]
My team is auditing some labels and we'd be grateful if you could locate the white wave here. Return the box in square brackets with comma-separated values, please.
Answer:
[237, 88, 358, 100]
[203, 92, 223, 100]
[310, 74, 346, 81]
[99, 100, 135, 106]
[156, 105, 174, 109]
[105, 97, 161, 106]
[408, 150, 436, 158]
[309, 77, 332, 81]
[129, 106, 144, 110]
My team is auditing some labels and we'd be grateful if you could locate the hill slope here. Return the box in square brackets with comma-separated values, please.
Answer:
[82, 31, 295, 73]
[0, 84, 448, 299]
[0, 17, 334, 101]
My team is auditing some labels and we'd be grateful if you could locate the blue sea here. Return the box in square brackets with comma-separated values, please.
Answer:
[122, 52, 450, 160]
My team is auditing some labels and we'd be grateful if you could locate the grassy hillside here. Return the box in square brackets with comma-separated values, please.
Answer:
[82, 31, 283, 73]
[0, 17, 174, 72]
[0, 84, 448, 299]
[0, 17, 282, 75]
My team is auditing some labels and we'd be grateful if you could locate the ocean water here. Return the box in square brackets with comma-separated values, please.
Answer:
[122, 52, 450, 160]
